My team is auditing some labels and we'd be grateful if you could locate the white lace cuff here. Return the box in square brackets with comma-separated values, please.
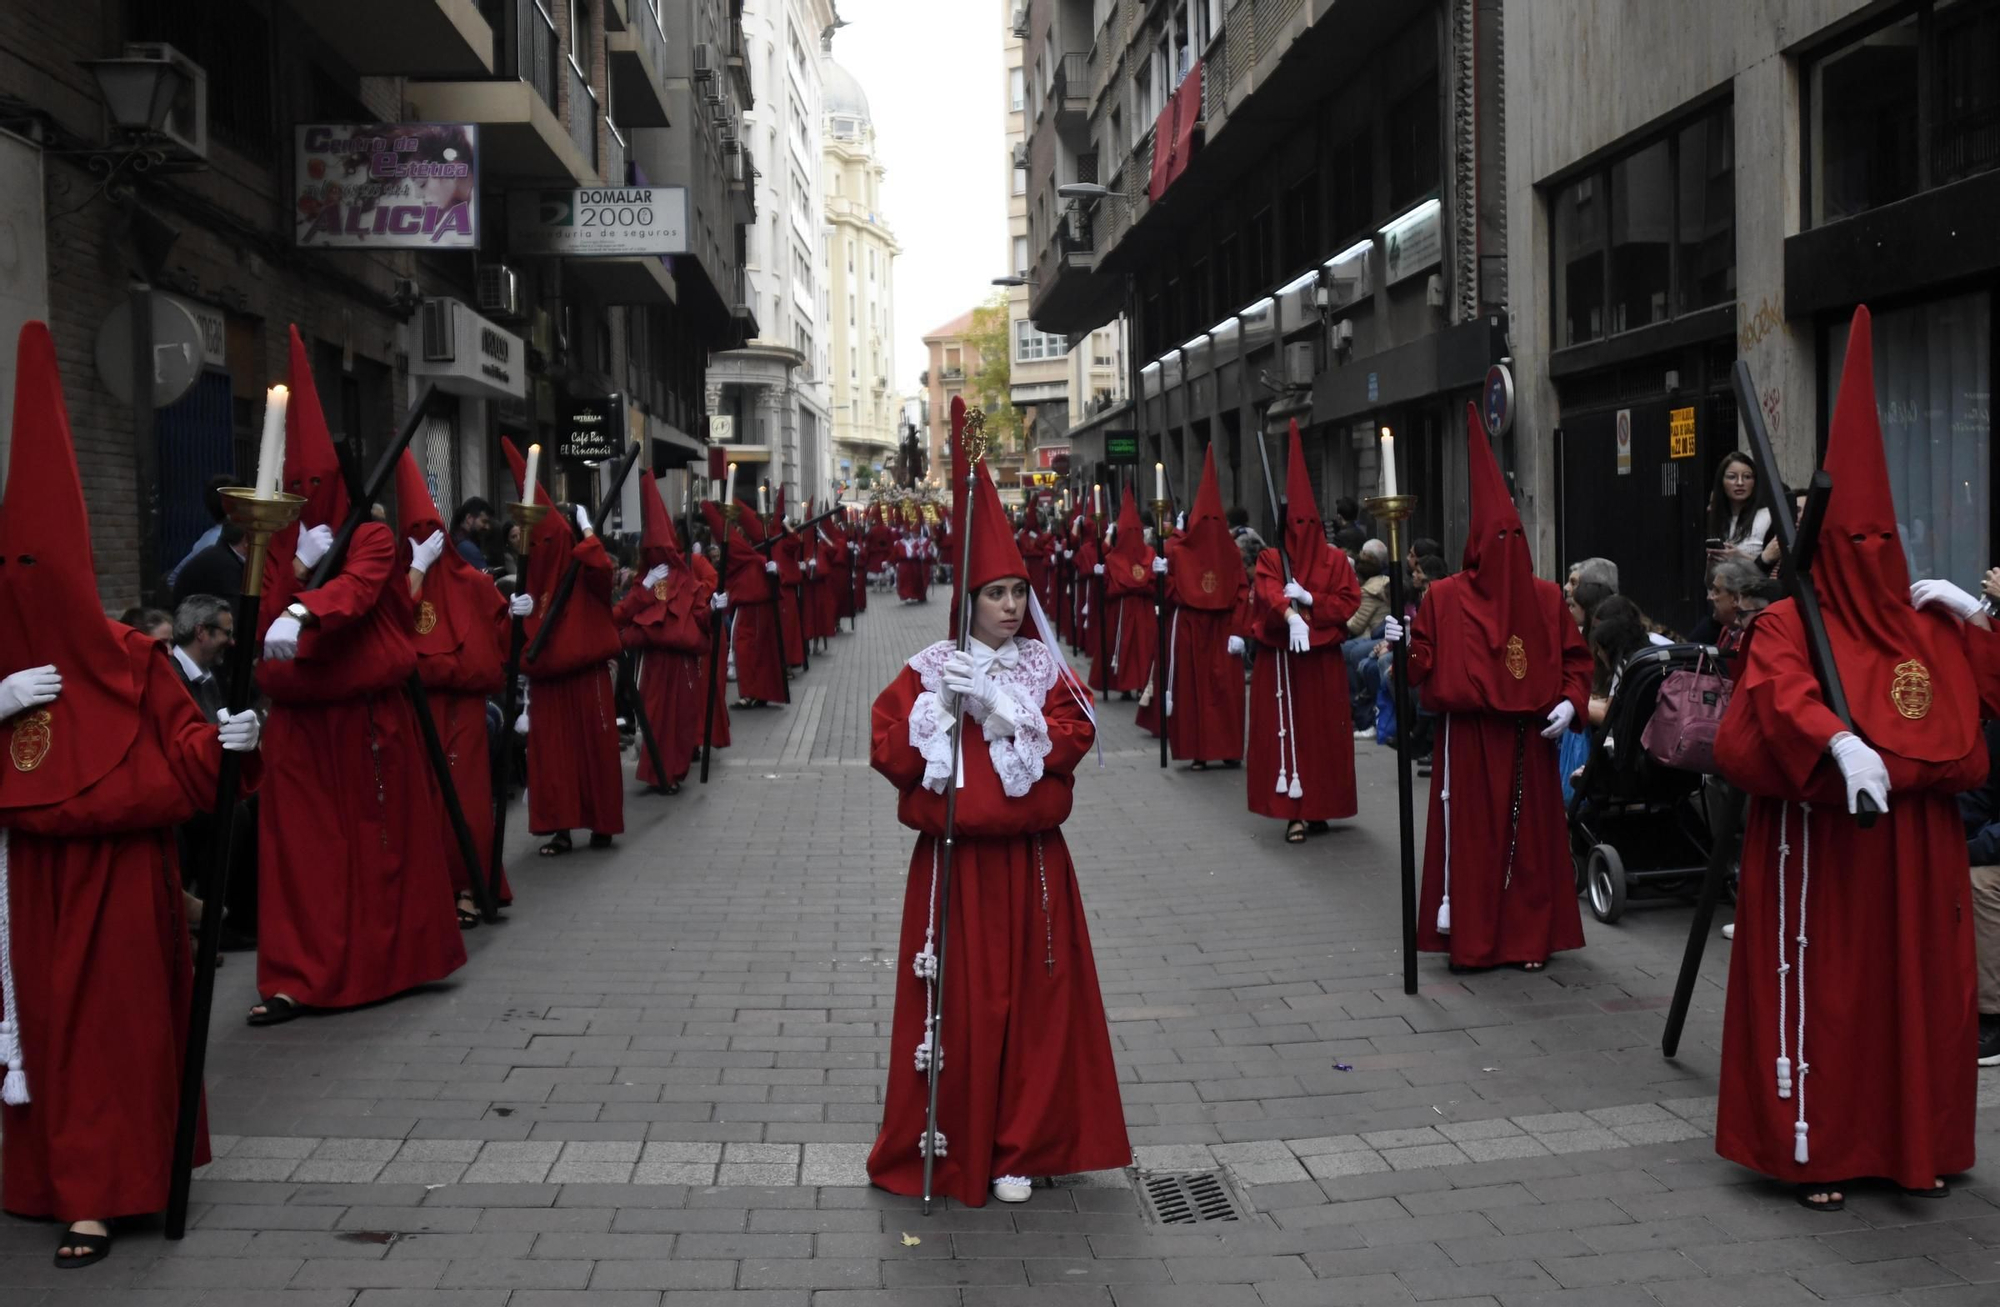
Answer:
[909, 690, 955, 794]
[987, 687, 1051, 797]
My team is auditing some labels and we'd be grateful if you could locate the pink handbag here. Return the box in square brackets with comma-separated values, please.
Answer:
[1640, 652, 1732, 774]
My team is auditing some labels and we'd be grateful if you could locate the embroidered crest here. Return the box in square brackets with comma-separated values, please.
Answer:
[1892, 658, 1933, 719]
[652, 580, 669, 600]
[1129, 563, 1146, 582]
[416, 600, 438, 635]
[538, 593, 551, 616]
[1200, 569, 1218, 595]
[10, 709, 51, 772]
[1504, 635, 1528, 681]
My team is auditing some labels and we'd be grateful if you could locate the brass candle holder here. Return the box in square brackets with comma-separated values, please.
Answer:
[219, 487, 307, 599]
[507, 499, 551, 533]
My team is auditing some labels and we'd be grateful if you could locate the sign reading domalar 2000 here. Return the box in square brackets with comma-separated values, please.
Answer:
[507, 187, 689, 257]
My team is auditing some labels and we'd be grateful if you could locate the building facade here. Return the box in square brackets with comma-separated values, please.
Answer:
[706, 0, 837, 509]
[1024, 0, 1506, 553]
[922, 308, 978, 487]
[1508, 0, 1999, 633]
[2, 0, 754, 606]
[1004, 1, 1070, 452]
[822, 34, 901, 493]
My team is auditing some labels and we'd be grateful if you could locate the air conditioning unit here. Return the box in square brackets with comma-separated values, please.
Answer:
[693, 43, 717, 81]
[114, 43, 209, 159]
[1011, 6, 1029, 38]
[1284, 341, 1316, 387]
[728, 154, 745, 182]
[476, 264, 523, 318]
[1011, 141, 1027, 168]
[1332, 318, 1355, 351]
[420, 298, 456, 362]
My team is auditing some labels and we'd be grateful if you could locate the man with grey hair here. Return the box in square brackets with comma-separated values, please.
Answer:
[170, 594, 233, 722]
[1566, 556, 1619, 599]
[172, 593, 257, 950]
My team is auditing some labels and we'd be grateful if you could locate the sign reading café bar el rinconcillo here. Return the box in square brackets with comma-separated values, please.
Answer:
[295, 124, 479, 249]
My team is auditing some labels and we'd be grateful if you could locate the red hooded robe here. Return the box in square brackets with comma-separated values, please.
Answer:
[1713, 307, 2000, 1189]
[255, 327, 464, 1009]
[0, 324, 228, 1221]
[613, 472, 714, 789]
[710, 497, 787, 705]
[1412, 405, 1590, 966]
[769, 491, 809, 666]
[1090, 488, 1158, 695]
[1159, 445, 1248, 762]
[866, 454, 1127, 1205]
[507, 439, 624, 839]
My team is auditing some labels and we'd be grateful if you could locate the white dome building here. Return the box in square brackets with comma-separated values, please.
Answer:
[822, 38, 902, 491]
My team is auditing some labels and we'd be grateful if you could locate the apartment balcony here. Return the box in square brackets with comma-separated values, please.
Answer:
[1052, 52, 1089, 125]
[604, 0, 671, 128]
[410, 0, 595, 184]
[731, 146, 758, 225]
[727, 32, 756, 110]
[283, 0, 493, 75]
[566, 59, 601, 174]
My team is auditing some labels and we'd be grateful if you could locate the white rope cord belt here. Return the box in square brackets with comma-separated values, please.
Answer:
[0, 829, 27, 1103]
[1773, 801, 1815, 1164]
[1438, 716, 1453, 933]
[1273, 650, 1303, 800]
[1164, 607, 1180, 719]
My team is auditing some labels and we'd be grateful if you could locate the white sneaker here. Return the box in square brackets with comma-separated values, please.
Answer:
[1721, 922, 1735, 940]
[1353, 727, 1375, 740]
[991, 1175, 1033, 1203]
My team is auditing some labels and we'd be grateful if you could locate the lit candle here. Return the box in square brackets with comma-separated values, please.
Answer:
[1380, 427, 1398, 498]
[759, 482, 769, 516]
[1093, 483, 1102, 517]
[523, 442, 541, 503]
[1155, 461, 1165, 502]
[725, 461, 738, 506]
[254, 385, 288, 498]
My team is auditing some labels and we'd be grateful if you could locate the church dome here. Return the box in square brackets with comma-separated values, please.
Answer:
[823, 58, 870, 126]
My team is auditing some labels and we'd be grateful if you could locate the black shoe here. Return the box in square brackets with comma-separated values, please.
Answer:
[1979, 1014, 2000, 1067]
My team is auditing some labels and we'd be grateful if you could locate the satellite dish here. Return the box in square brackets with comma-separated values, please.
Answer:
[95, 294, 203, 408]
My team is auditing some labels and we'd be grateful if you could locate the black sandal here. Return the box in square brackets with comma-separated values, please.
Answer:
[1189, 761, 1207, 772]
[664, 782, 681, 796]
[539, 832, 573, 857]
[1284, 820, 1308, 844]
[1903, 1180, 1951, 1198]
[456, 897, 480, 929]
[246, 995, 302, 1027]
[1795, 1183, 1846, 1212]
[54, 1225, 111, 1269]
[1306, 820, 1331, 833]
[588, 833, 615, 850]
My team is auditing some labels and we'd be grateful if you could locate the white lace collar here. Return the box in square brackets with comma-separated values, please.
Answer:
[908, 636, 1055, 701]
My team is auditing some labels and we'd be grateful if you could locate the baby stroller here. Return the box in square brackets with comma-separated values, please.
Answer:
[1566, 642, 1721, 923]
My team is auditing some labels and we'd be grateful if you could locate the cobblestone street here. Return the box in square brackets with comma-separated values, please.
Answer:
[6, 596, 1998, 1306]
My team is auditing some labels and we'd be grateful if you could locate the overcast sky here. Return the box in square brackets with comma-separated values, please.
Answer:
[830, 0, 1007, 396]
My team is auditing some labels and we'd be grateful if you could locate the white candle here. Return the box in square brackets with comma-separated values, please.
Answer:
[254, 385, 288, 498]
[725, 461, 738, 506]
[1155, 462, 1165, 502]
[1093, 483, 1102, 517]
[759, 482, 769, 516]
[523, 443, 541, 503]
[1380, 428, 1398, 498]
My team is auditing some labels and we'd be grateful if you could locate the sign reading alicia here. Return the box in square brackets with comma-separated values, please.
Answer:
[295, 124, 478, 249]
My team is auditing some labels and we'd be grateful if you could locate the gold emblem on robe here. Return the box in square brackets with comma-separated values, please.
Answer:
[652, 580, 669, 601]
[1892, 658, 1933, 719]
[1200, 569, 1218, 595]
[1130, 563, 1146, 582]
[1505, 635, 1528, 680]
[416, 600, 438, 635]
[10, 709, 51, 772]
[538, 593, 551, 616]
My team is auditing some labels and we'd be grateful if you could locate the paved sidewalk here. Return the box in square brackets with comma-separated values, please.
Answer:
[3, 594, 1997, 1305]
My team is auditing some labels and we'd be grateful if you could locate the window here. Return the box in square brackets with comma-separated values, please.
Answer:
[1012, 235, 1029, 277]
[1013, 158, 1027, 195]
[1016, 320, 1062, 362]
[1549, 99, 1734, 348]
[1281, 173, 1321, 277]
[868, 248, 876, 280]
[1387, 74, 1440, 209]
[1330, 131, 1373, 243]
[1010, 67, 1025, 113]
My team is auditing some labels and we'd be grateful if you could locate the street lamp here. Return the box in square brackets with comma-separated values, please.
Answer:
[1057, 183, 1111, 201]
[991, 275, 1036, 287]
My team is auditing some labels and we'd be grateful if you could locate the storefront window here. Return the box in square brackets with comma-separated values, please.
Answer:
[1825, 291, 1992, 586]
[1811, 12, 1919, 223]
[1608, 139, 1671, 334]
[1677, 106, 1736, 313]
[1553, 178, 1605, 347]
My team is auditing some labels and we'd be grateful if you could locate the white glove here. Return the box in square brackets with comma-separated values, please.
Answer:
[711, 591, 730, 610]
[1829, 731, 1890, 816]
[1541, 699, 1577, 740]
[1152, 556, 1169, 575]
[514, 711, 530, 736]
[1283, 580, 1313, 608]
[1093, 564, 1105, 576]
[765, 560, 780, 575]
[1286, 611, 1311, 654]
[264, 613, 302, 661]
[217, 706, 261, 753]
[409, 529, 446, 576]
[509, 592, 535, 618]
[295, 524, 334, 568]
[0, 665, 62, 718]
[1227, 635, 1245, 656]
[936, 649, 973, 715]
[1383, 615, 1406, 644]
[1910, 578, 1983, 622]
[642, 564, 670, 589]
[1063, 550, 1073, 560]
[574, 504, 593, 536]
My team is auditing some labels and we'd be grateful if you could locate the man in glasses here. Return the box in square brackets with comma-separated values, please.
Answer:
[170, 594, 257, 952]
[169, 595, 234, 721]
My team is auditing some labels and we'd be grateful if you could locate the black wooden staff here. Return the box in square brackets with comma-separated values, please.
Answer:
[623, 646, 671, 793]
[699, 500, 734, 783]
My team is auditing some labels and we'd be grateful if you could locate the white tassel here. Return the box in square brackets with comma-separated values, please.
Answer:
[1436, 897, 1451, 933]
[1776, 1055, 1793, 1100]
[0, 829, 22, 1105]
[1794, 1119, 1809, 1165]
[1288, 776, 1303, 800]
[1273, 653, 1291, 794]
[1438, 718, 1452, 933]
[2, 1066, 23, 1107]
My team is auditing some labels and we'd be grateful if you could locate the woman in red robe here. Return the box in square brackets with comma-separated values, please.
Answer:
[614, 471, 712, 794]
[396, 452, 511, 922]
[866, 454, 1128, 1207]
[1161, 446, 1248, 767]
[1090, 490, 1157, 698]
[896, 521, 932, 602]
[253, 328, 464, 1023]
[1714, 308, 2000, 1209]
[0, 323, 255, 1265]
[865, 508, 894, 590]
[1247, 426, 1362, 841]
[711, 499, 786, 708]
[1409, 405, 1590, 969]
[510, 442, 624, 856]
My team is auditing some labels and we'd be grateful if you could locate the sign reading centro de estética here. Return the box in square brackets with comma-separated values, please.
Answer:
[295, 124, 479, 249]
[507, 187, 689, 256]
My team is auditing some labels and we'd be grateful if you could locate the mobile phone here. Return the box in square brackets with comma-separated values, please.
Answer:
[1704, 537, 1723, 551]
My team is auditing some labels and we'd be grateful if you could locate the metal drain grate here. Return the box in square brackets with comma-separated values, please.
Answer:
[1136, 1169, 1247, 1225]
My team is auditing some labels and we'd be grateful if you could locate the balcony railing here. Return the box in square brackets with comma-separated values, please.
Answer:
[491, 0, 561, 116]
[605, 116, 627, 185]
[568, 58, 600, 173]
[1053, 52, 1089, 114]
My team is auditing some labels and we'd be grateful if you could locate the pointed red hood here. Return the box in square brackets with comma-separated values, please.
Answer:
[638, 469, 683, 568]
[283, 326, 348, 527]
[1817, 306, 1975, 761]
[396, 450, 491, 662]
[1169, 443, 1244, 610]
[1446, 401, 1560, 712]
[0, 322, 143, 809]
[1104, 483, 1155, 582]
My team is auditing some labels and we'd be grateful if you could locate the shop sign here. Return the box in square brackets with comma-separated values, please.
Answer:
[1669, 405, 1697, 458]
[561, 394, 625, 461]
[507, 186, 689, 256]
[1615, 409, 1633, 476]
[1035, 444, 1070, 470]
[1381, 198, 1442, 286]
[1105, 431, 1139, 465]
[295, 124, 478, 249]
[411, 299, 526, 401]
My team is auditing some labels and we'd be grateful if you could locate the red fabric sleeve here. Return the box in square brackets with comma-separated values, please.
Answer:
[575, 535, 614, 602]
[1558, 602, 1591, 716]
[1305, 553, 1361, 644]
[1038, 671, 1096, 778]
[1250, 549, 1291, 647]
[870, 666, 928, 792]
[1714, 605, 1850, 799]
[298, 522, 393, 635]
[1409, 594, 1437, 688]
